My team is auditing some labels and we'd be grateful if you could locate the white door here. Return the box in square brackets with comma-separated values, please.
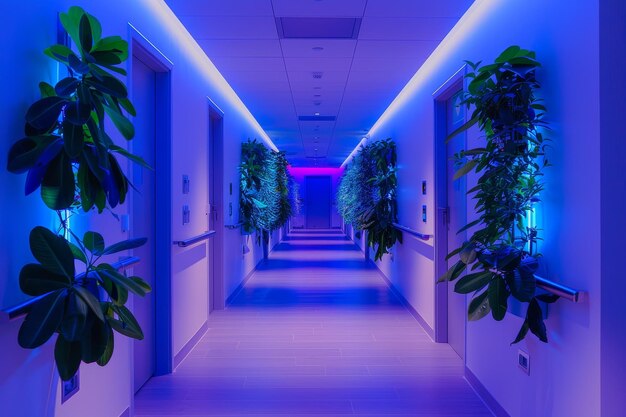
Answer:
[132, 55, 157, 391]
[446, 90, 467, 360]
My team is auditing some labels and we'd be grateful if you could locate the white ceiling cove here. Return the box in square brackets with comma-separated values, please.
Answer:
[166, 0, 475, 166]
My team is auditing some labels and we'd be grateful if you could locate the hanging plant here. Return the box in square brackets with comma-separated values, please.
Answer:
[6, 6, 151, 380]
[439, 46, 557, 344]
[337, 139, 402, 261]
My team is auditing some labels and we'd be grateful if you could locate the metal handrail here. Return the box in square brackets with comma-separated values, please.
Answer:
[225, 222, 244, 230]
[392, 223, 431, 241]
[4, 256, 141, 321]
[173, 230, 216, 247]
[535, 275, 583, 303]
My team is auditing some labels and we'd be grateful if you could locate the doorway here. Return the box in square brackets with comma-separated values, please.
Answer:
[434, 68, 467, 360]
[207, 99, 224, 312]
[305, 176, 331, 229]
[130, 26, 173, 391]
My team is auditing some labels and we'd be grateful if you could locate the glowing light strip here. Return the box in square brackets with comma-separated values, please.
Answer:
[367, 0, 499, 139]
[141, 0, 278, 151]
[340, 137, 368, 168]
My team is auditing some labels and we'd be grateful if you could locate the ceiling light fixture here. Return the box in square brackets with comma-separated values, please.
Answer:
[312, 46, 324, 51]
[314, 112, 320, 116]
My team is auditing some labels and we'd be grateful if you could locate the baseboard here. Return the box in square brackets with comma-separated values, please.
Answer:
[173, 320, 208, 369]
[369, 260, 436, 341]
[465, 366, 510, 417]
[118, 407, 130, 417]
[226, 262, 258, 306]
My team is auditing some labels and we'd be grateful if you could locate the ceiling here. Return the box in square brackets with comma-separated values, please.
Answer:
[166, 0, 475, 167]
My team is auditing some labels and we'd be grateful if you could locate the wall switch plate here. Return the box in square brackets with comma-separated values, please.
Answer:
[182, 175, 190, 194]
[422, 205, 427, 223]
[229, 202, 233, 217]
[182, 205, 190, 225]
[61, 370, 79, 403]
[421, 180, 427, 195]
[518, 349, 530, 375]
[229, 182, 233, 195]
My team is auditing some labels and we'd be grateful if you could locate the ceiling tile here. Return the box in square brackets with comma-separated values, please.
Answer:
[211, 57, 286, 72]
[364, 0, 475, 18]
[167, 0, 274, 16]
[359, 17, 458, 40]
[284, 57, 353, 72]
[354, 40, 438, 58]
[197, 40, 282, 57]
[280, 39, 357, 57]
[179, 16, 278, 39]
[272, 0, 367, 17]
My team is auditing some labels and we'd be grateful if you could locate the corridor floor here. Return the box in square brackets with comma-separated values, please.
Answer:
[134, 230, 492, 417]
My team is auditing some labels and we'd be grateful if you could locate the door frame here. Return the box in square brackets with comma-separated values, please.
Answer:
[433, 66, 467, 345]
[305, 175, 332, 229]
[128, 24, 174, 376]
[207, 97, 225, 311]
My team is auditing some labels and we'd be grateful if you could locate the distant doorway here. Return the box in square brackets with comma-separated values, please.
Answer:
[305, 176, 331, 229]
[434, 69, 467, 360]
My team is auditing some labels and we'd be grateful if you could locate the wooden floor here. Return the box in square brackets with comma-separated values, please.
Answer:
[134, 230, 492, 416]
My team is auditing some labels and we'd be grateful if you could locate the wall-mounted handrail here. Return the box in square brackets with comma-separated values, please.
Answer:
[4, 256, 141, 321]
[225, 222, 243, 230]
[173, 230, 216, 247]
[392, 223, 431, 241]
[535, 275, 583, 303]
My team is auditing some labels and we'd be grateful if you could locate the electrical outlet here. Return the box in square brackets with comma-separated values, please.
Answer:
[518, 349, 530, 375]
[422, 205, 427, 222]
[61, 370, 79, 403]
[421, 180, 427, 195]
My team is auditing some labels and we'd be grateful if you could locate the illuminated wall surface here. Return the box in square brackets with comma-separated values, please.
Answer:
[0, 0, 624, 417]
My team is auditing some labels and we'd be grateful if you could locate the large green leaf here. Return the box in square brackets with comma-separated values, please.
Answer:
[7, 136, 58, 174]
[44, 44, 74, 65]
[18, 290, 67, 348]
[81, 313, 109, 363]
[92, 36, 128, 61]
[110, 305, 144, 340]
[488, 278, 509, 321]
[454, 271, 492, 294]
[19, 264, 71, 296]
[100, 237, 147, 255]
[511, 319, 530, 345]
[453, 159, 478, 180]
[73, 285, 104, 322]
[527, 298, 548, 342]
[63, 119, 85, 158]
[55, 77, 79, 97]
[59, 7, 84, 53]
[437, 260, 467, 283]
[40, 152, 75, 210]
[83, 231, 105, 254]
[103, 104, 134, 139]
[29, 226, 75, 279]
[96, 266, 147, 296]
[78, 14, 93, 54]
[97, 322, 114, 366]
[468, 290, 490, 321]
[60, 292, 88, 341]
[54, 335, 82, 381]
[25, 96, 67, 130]
[87, 75, 127, 98]
[110, 145, 151, 169]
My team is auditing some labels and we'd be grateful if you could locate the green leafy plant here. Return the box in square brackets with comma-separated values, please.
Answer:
[19, 226, 150, 381]
[439, 46, 557, 344]
[7, 6, 147, 213]
[239, 140, 294, 237]
[6, 6, 151, 380]
[337, 139, 402, 261]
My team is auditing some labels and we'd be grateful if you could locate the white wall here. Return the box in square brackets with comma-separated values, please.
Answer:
[0, 1, 270, 416]
[367, 0, 601, 416]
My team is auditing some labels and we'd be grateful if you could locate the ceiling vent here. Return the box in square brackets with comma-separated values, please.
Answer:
[312, 72, 323, 79]
[298, 115, 336, 122]
[276, 17, 362, 39]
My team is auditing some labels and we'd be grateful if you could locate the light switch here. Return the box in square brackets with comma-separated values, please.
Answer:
[182, 175, 190, 194]
[182, 205, 190, 224]
[421, 180, 427, 195]
[422, 205, 427, 223]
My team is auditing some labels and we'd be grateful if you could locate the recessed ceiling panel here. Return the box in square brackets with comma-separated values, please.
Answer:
[272, 0, 367, 17]
[276, 18, 361, 39]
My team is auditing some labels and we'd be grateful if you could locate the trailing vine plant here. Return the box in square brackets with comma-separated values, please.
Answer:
[439, 46, 557, 344]
[6, 6, 151, 380]
[337, 139, 402, 261]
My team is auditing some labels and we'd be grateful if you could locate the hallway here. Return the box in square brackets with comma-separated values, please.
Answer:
[134, 230, 492, 416]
